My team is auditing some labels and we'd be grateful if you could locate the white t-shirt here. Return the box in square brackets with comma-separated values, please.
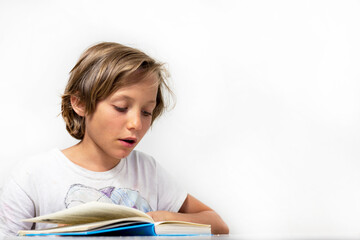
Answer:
[0, 149, 187, 236]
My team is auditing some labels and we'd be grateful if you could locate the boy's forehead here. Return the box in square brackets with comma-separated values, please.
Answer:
[105, 71, 159, 100]
[109, 80, 158, 102]
[110, 93, 156, 104]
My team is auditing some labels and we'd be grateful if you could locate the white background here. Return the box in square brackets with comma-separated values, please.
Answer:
[0, 0, 360, 238]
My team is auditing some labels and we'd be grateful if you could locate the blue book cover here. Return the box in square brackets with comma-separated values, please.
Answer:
[25, 223, 157, 236]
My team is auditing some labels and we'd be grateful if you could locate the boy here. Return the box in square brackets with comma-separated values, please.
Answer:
[0, 42, 229, 235]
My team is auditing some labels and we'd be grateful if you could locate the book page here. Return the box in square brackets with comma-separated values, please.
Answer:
[155, 221, 211, 235]
[18, 217, 152, 236]
[22, 202, 153, 225]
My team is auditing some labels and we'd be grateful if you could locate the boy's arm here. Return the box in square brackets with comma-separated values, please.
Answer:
[0, 178, 35, 236]
[147, 194, 229, 234]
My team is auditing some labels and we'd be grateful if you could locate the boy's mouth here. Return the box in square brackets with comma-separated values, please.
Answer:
[119, 137, 137, 147]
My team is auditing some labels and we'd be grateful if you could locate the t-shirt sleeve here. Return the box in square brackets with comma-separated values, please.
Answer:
[155, 162, 188, 212]
[0, 177, 35, 236]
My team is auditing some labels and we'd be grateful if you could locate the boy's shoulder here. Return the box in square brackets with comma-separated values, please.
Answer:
[13, 148, 62, 176]
[5, 149, 64, 191]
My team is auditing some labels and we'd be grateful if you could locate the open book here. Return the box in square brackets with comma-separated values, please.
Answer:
[18, 202, 211, 236]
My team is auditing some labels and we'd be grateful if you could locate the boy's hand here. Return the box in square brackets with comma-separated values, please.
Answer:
[57, 224, 69, 227]
[146, 211, 171, 222]
[147, 195, 229, 234]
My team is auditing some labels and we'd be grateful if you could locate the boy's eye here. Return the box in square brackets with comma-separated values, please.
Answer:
[115, 106, 152, 117]
[142, 111, 152, 117]
[114, 106, 127, 112]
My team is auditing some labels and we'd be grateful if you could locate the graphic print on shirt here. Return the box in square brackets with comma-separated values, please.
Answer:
[64, 183, 152, 212]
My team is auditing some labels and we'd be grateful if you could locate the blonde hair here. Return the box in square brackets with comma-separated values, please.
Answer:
[61, 42, 171, 140]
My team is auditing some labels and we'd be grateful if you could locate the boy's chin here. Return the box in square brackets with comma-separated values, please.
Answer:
[113, 149, 133, 159]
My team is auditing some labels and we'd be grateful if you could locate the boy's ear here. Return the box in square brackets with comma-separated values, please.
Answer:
[70, 95, 86, 117]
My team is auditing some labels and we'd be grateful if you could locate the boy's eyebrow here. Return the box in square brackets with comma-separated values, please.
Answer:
[112, 95, 156, 104]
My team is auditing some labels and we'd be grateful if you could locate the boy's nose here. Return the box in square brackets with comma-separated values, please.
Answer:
[127, 112, 142, 130]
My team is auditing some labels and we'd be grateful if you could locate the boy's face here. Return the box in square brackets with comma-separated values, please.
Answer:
[83, 73, 158, 161]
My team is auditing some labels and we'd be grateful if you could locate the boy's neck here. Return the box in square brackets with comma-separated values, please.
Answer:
[61, 142, 121, 172]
